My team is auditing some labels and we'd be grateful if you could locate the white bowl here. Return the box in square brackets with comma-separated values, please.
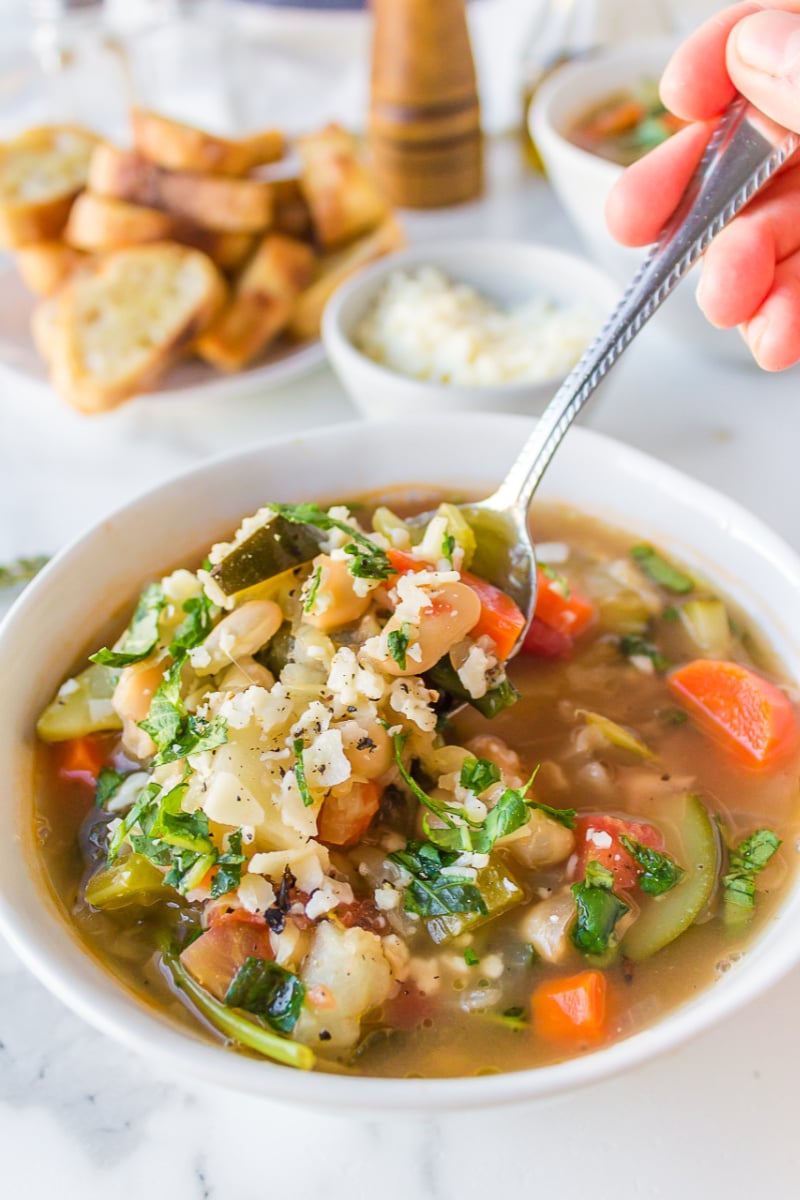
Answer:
[529, 40, 754, 365]
[322, 240, 621, 418]
[2, 415, 800, 1112]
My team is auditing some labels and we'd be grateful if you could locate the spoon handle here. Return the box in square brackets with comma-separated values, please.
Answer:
[491, 97, 799, 515]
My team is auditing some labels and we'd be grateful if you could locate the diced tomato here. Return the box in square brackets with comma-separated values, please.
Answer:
[532, 970, 608, 1043]
[337, 897, 388, 934]
[572, 815, 665, 892]
[522, 616, 573, 658]
[56, 736, 107, 786]
[668, 659, 799, 769]
[534, 568, 595, 638]
[179, 920, 274, 1000]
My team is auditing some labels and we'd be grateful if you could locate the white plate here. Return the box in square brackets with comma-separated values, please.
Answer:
[0, 255, 327, 403]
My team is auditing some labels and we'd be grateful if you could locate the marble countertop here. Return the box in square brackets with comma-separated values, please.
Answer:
[2, 138, 800, 1197]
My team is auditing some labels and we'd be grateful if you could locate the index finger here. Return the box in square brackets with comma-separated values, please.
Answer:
[660, 2, 761, 120]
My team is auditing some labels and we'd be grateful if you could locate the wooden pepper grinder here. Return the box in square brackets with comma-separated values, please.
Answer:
[369, 0, 483, 209]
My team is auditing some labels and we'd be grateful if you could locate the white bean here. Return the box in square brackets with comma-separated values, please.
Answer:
[380, 582, 481, 676]
[193, 600, 282, 676]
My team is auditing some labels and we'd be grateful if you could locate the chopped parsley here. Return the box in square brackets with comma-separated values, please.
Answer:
[723, 828, 781, 923]
[303, 564, 323, 613]
[442, 532, 456, 566]
[138, 659, 228, 766]
[225, 957, 305, 1034]
[460, 756, 501, 795]
[293, 738, 314, 807]
[619, 835, 684, 895]
[529, 799, 576, 830]
[108, 778, 218, 896]
[269, 503, 392, 581]
[210, 829, 246, 899]
[464, 947, 480, 966]
[571, 860, 629, 958]
[630, 544, 694, 594]
[389, 841, 487, 920]
[90, 582, 166, 667]
[659, 706, 688, 726]
[169, 593, 216, 657]
[387, 624, 411, 671]
[95, 766, 126, 808]
[619, 634, 670, 672]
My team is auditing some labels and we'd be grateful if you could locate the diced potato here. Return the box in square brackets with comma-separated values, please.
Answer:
[294, 921, 393, 1052]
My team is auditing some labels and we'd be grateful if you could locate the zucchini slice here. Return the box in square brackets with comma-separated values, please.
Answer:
[622, 793, 720, 961]
[211, 515, 322, 600]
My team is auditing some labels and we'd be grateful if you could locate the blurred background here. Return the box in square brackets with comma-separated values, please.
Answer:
[0, 1, 725, 143]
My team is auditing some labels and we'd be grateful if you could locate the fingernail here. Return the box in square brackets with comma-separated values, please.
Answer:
[745, 313, 767, 357]
[732, 11, 800, 76]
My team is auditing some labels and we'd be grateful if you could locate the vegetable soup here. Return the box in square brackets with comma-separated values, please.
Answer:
[35, 494, 800, 1077]
[568, 80, 685, 166]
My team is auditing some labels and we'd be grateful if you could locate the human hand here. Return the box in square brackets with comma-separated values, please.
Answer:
[606, 3, 800, 370]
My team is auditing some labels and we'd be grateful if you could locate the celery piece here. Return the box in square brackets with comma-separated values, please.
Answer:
[37, 662, 122, 742]
[161, 945, 316, 1070]
[85, 854, 166, 909]
[435, 503, 477, 568]
[426, 858, 524, 944]
[372, 506, 411, 546]
[578, 710, 653, 759]
[678, 598, 731, 659]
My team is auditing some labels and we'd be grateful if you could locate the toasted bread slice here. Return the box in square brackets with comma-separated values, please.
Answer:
[270, 177, 312, 239]
[89, 143, 274, 233]
[131, 109, 285, 177]
[65, 192, 178, 251]
[181, 228, 255, 272]
[196, 233, 316, 371]
[288, 216, 404, 342]
[37, 242, 226, 412]
[296, 124, 388, 249]
[0, 125, 99, 248]
[15, 240, 86, 296]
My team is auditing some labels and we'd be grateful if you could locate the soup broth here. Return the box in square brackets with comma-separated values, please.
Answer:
[35, 496, 800, 1078]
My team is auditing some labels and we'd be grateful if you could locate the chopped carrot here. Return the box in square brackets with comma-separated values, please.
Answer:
[532, 970, 608, 1043]
[668, 659, 798, 769]
[461, 570, 525, 660]
[56, 735, 107, 786]
[534, 568, 594, 638]
[318, 780, 381, 847]
[386, 548, 525, 661]
[582, 99, 645, 141]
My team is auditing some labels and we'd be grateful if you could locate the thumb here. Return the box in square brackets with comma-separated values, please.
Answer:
[727, 9, 800, 132]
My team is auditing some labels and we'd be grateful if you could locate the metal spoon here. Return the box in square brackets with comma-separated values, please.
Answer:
[411, 98, 799, 647]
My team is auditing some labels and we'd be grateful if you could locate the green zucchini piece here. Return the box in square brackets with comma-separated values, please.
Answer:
[210, 516, 322, 599]
[622, 794, 719, 961]
[426, 858, 524, 944]
[84, 853, 165, 909]
[37, 662, 122, 742]
[427, 657, 520, 719]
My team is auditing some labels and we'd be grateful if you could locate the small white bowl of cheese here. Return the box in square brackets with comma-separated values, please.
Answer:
[322, 240, 621, 418]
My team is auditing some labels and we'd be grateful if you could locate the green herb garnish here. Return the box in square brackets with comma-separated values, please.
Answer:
[619, 835, 684, 896]
[293, 738, 314, 807]
[303, 564, 322, 613]
[270, 503, 392, 581]
[90, 582, 166, 667]
[169, 593, 216, 657]
[571, 860, 629, 957]
[464, 947, 480, 966]
[630, 544, 693, 594]
[225, 957, 306, 1034]
[723, 828, 781, 924]
[95, 766, 126, 808]
[442, 532, 456, 566]
[389, 841, 487, 920]
[529, 800, 577, 830]
[387, 624, 411, 671]
[620, 634, 670, 672]
[210, 830, 246, 899]
[541, 563, 570, 599]
[459, 757, 501, 795]
[138, 659, 228, 766]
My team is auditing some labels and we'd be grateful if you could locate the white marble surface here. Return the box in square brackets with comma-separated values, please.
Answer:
[2, 138, 800, 1196]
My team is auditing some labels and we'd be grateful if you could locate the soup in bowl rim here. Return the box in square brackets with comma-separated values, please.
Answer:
[1, 414, 800, 1111]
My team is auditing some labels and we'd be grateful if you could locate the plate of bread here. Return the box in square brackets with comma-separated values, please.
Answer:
[0, 112, 404, 414]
